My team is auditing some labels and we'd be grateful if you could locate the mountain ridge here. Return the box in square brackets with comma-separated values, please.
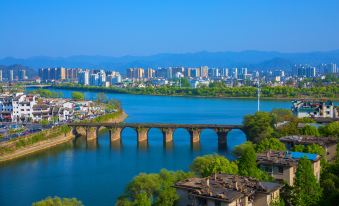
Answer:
[1, 50, 339, 73]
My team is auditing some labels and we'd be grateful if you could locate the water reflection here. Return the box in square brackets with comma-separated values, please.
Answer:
[110, 139, 122, 150]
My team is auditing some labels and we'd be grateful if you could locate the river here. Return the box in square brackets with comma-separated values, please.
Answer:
[0, 88, 291, 206]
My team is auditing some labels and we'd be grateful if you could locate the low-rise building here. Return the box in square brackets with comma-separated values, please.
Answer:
[174, 174, 283, 206]
[291, 100, 338, 118]
[280, 135, 337, 162]
[12, 93, 37, 122]
[257, 151, 321, 186]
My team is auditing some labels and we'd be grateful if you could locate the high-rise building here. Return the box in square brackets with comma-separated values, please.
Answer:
[200, 66, 209, 78]
[18, 69, 26, 80]
[9, 70, 14, 81]
[184, 68, 191, 77]
[98, 70, 106, 86]
[324, 63, 337, 74]
[166, 67, 173, 79]
[146, 68, 155, 79]
[126, 68, 134, 79]
[39, 67, 66, 81]
[232, 68, 238, 79]
[134, 68, 144, 79]
[220, 68, 229, 77]
[172, 67, 184, 78]
[65, 68, 79, 81]
[293, 65, 316, 78]
[0, 70, 2, 82]
[190, 68, 200, 78]
[78, 69, 89, 85]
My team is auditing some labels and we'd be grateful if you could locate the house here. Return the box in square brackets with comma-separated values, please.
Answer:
[11, 93, 37, 122]
[0, 94, 14, 122]
[280, 135, 337, 162]
[291, 100, 338, 118]
[257, 151, 321, 186]
[174, 174, 283, 206]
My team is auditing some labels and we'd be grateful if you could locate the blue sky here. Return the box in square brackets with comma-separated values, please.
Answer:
[1, 0, 339, 58]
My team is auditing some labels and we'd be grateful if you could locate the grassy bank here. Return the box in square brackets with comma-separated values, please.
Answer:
[0, 125, 71, 156]
[82, 109, 126, 123]
[53, 84, 339, 100]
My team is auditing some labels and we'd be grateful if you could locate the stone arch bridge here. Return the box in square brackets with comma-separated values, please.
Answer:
[67, 122, 244, 148]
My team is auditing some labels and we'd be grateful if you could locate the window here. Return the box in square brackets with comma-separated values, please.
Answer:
[215, 201, 221, 206]
[278, 166, 284, 174]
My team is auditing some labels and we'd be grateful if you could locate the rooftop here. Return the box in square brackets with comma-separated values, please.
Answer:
[174, 174, 282, 203]
[257, 150, 320, 167]
[280, 135, 337, 147]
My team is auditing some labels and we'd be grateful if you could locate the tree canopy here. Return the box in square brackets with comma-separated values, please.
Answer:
[71, 92, 85, 101]
[243, 112, 275, 143]
[116, 169, 193, 206]
[190, 154, 238, 177]
[255, 138, 286, 153]
[292, 158, 322, 206]
[234, 142, 271, 181]
[32, 197, 83, 206]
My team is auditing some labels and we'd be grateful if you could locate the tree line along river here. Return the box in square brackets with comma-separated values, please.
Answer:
[0, 88, 293, 206]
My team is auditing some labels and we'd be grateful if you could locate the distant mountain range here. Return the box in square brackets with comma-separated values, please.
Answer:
[1, 50, 339, 74]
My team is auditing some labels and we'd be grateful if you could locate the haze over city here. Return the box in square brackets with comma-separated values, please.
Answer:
[1, 0, 339, 58]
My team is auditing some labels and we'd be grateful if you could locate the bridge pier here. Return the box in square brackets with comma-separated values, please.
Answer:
[188, 128, 201, 144]
[161, 128, 174, 145]
[86, 127, 98, 141]
[137, 127, 149, 143]
[109, 127, 122, 142]
[216, 128, 229, 150]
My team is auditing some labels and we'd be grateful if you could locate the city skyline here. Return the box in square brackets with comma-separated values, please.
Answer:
[1, 0, 339, 58]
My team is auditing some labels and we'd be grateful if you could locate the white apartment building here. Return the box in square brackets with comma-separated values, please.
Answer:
[12, 93, 37, 122]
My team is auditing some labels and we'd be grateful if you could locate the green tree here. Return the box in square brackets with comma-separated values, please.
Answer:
[190, 154, 238, 177]
[319, 121, 339, 138]
[71, 92, 85, 101]
[243, 112, 275, 143]
[302, 125, 320, 136]
[292, 158, 322, 206]
[271, 109, 294, 123]
[293, 145, 305, 152]
[255, 138, 286, 153]
[32, 196, 83, 206]
[118, 169, 193, 206]
[234, 142, 271, 180]
[96, 92, 108, 103]
[179, 78, 190, 88]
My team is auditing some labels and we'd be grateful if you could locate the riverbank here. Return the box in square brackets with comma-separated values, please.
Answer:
[0, 110, 128, 163]
[52, 84, 339, 101]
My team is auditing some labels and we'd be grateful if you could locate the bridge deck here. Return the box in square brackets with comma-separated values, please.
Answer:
[68, 122, 243, 129]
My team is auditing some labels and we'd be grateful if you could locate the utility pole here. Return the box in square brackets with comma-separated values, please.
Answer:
[257, 76, 260, 112]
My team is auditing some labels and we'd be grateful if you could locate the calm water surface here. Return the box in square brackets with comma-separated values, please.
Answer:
[0, 89, 291, 206]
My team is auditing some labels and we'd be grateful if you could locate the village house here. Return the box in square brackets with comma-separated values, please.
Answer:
[280, 135, 337, 162]
[174, 174, 283, 206]
[291, 100, 338, 118]
[256, 151, 321, 186]
[0, 93, 103, 123]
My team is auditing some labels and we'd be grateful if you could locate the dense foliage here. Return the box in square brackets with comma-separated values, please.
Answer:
[54, 84, 339, 99]
[234, 142, 272, 181]
[116, 169, 193, 206]
[71, 92, 85, 100]
[243, 112, 275, 143]
[32, 196, 83, 206]
[319, 121, 339, 138]
[31, 89, 63, 98]
[190, 154, 238, 177]
[292, 158, 322, 206]
[255, 138, 286, 153]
